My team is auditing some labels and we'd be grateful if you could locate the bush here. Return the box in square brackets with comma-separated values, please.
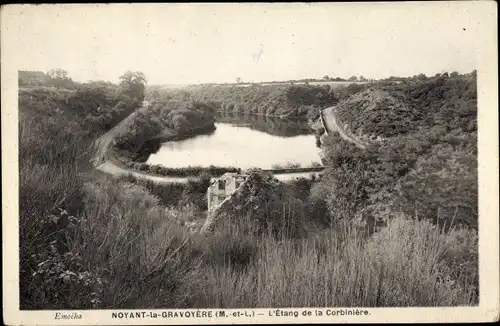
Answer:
[116, 173, 208, 209]
[19, 112, 94, 309]
[188, 215, 477, 308]
[20, 72, 478, 309]
[18, 79, 142, 309]
[113, 99, 216, 156]
[363, 215, 478, 305]
[118, 159, 240, 178]
[72, 178, 203, 308]
[148, 84, 340, 119]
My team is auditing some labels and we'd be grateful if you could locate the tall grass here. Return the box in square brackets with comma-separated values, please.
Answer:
[188, 214, 478, 308]
[19, 113, 93, 308]
[22, 134, 478, 309]
[74, 178, 202, 308]
[19, 86, 478, 310]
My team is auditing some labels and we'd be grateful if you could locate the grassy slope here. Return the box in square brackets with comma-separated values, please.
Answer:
[110, 99, 217, 160]
[319, 73, 477, 228]
[334, 75, 476, 138]
[19, 75, 478, 309]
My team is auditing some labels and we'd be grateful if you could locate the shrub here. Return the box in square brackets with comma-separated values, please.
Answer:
[199, 230, 258, 271]
[188, 215, 477, 308]
[75, 178, 203, 308]
[19, 112, 93, 309]
[20, 72, 478, 310]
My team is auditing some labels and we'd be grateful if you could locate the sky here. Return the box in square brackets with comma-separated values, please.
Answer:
[7, 3, 481, 85]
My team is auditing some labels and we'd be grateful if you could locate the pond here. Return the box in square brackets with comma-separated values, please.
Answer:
[146, 113, 322, 170]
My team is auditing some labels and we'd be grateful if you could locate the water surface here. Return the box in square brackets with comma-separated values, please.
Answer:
[147, 115, 321, 169]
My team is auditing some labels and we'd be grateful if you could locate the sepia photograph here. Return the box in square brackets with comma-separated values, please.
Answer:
[1, 2, 498, 324]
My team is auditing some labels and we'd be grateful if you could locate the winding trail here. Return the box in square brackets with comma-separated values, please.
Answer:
[91, 100, 191, 184]
[320, 106, 368, 149]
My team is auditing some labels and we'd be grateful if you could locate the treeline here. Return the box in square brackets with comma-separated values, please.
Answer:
[19, 70, 147, 309]
[19, 84, 139, 136]
[214, 77, 368, 85]
[146, 83, 368, 121]
[114, 154, 240, 178]
[19, 70, 148, 134]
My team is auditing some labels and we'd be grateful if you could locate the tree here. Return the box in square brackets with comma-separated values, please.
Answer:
[47, 68, 72, 90]
[348, 76, 357, 82]
[119, 71, 147, 86]
[236, 77, 242, 84]
[359, 76, 367, 82]
[171, 114, 190, 132]
[119, 71, 147, 102]
[48, 68, 68, 80]
[323, 75, 330, 80]
[415, 73, 427, 80]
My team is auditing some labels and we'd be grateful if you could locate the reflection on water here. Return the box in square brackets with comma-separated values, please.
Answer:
[216, 112, 312, 137]
[146, 114, 321, 169]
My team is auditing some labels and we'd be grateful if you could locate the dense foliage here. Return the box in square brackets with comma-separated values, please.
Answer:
[112, 99, 217, 159]
[315, 72, 478, 231]
[145, 83, 367, 120]
[18, 71, 145, 309]
[18, 70, 479, 309]
[335, 73, 477, 138]
[19, 69, 76, 90]
[19, 75, 144, 135]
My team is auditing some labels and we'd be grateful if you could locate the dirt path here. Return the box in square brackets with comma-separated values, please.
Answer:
[91, 100, 191, 183]
[91, 101, 151, 166]
[320, 106, 368, 149]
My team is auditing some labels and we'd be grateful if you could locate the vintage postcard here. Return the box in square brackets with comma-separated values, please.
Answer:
[2, 2, 499, 324]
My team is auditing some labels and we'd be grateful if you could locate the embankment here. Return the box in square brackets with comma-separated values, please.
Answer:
[319, 106, 369, 149]
[104, 99, 219, 172]
[313, 73, 478, 229]
[92, 103, 150, 166]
